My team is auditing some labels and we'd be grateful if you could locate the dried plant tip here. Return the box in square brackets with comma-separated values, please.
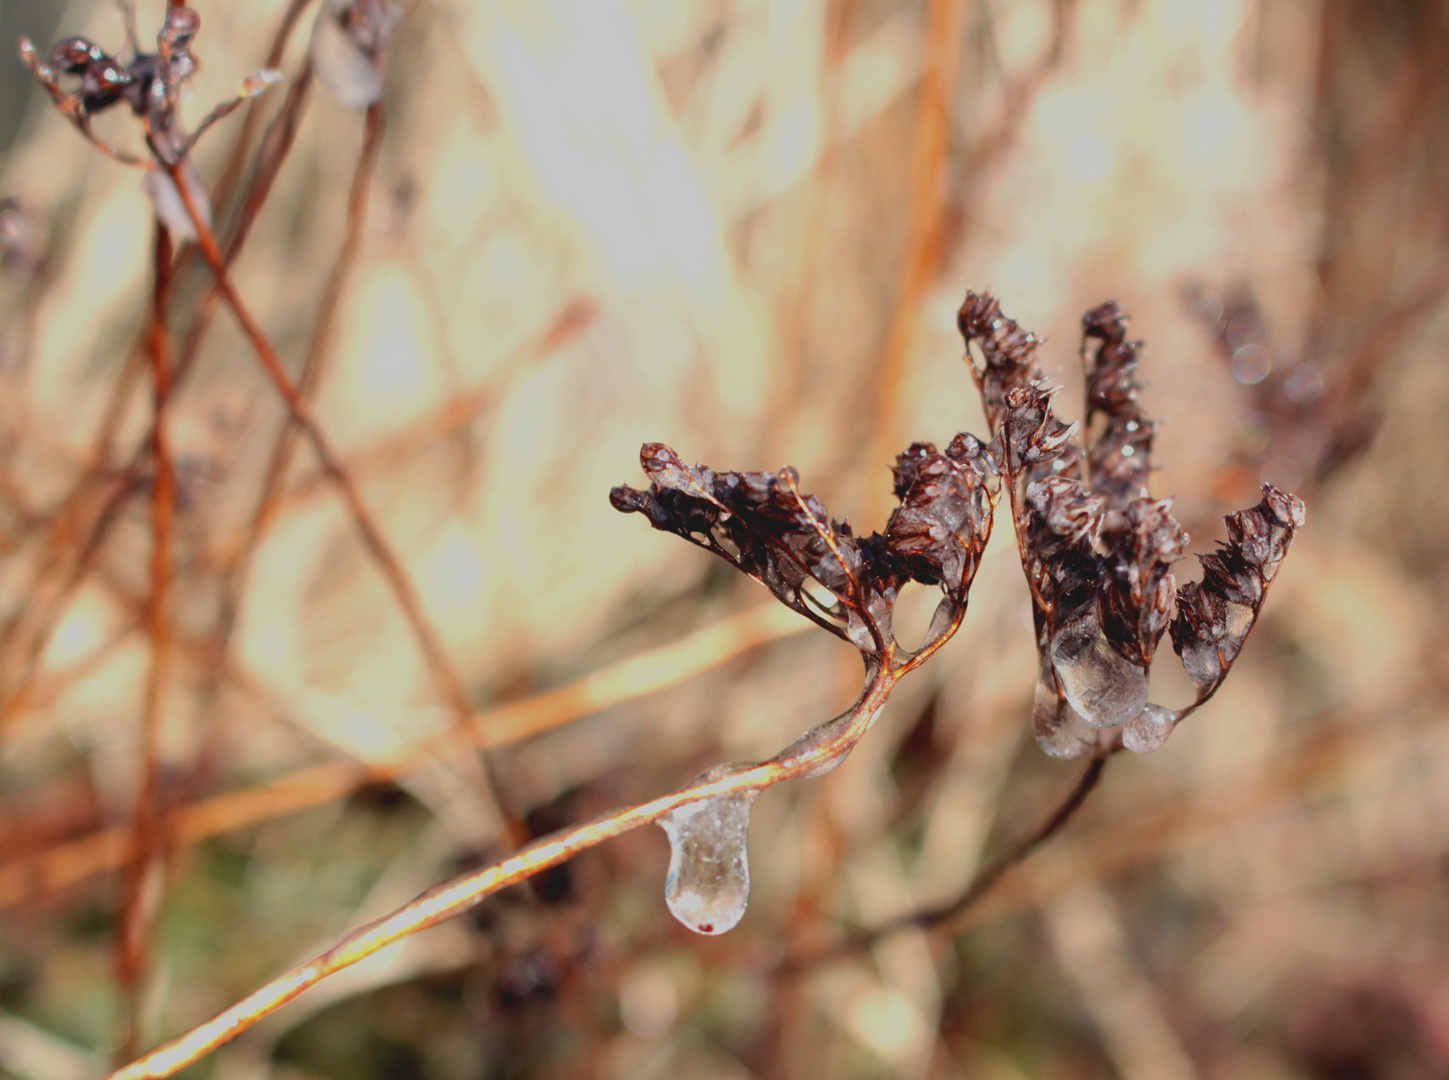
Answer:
[241, 69, 284, 99]
[613, 435, 996, 668]
[311, 0, 403, 108]
[959, 290, 1303, 757]
[1170, 484, 1305, 702]
[158, 7, 201, 56]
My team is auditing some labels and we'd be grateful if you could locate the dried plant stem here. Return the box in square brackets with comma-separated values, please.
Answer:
[104, 664, 900, 1080]
[810, 751, 1108, 967]
[863, 0, 966, 516]
[0, 603, 806, 909]
[197, 100, 385, 751]
[116, 223, 178, 1063]
[1, 44, 318, 718]
[206, 0, 316, 217]
[161, 158, 512, 832]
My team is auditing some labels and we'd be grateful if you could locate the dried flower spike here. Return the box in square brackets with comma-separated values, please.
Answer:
[612, 435, 998, 672]
[958, 291, 1304, 757]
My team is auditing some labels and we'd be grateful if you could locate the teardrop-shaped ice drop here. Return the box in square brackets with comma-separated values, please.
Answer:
[659, 770, 759, 935]
[1122, 703, 1179, 754]
[1050, 619, 1149, 729]
[1033, 676, 1098, 759]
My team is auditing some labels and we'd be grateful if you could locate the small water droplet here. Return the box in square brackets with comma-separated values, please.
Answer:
[659, 768, 758, 935]
[1179, 639, 1223, 694]
[1123, 703, 1178, 753]
[1051, 618, 1149, 728]
[1120, 444, 1135, 457]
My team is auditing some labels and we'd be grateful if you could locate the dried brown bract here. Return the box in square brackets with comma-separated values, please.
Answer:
[611, 436, 1000, 673]
[958, 291, 1304, 757]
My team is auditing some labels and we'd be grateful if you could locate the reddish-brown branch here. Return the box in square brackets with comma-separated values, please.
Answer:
[165, 155, 514, 830]
[789, 751, 1109, 972]
[195, 100, 384, 755]
[116, 222, 177, 1063]
[0, 602, 805, 910]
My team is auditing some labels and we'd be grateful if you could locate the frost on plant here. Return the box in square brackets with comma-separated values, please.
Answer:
[611, 436, 999, 669]
[958, 292, 1305, 758]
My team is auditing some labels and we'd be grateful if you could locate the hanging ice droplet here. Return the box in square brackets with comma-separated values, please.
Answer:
[1122, 703, 1179, 754]
[659, 768, 758, 935]
[1050, 619, 1149, 729]
[1033, 676, 1097, 759]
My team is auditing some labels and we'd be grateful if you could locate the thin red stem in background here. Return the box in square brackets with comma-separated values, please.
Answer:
[195, 99, 385, 760]
[161, 158, 514, 835]
[116, 222, 177, 1064]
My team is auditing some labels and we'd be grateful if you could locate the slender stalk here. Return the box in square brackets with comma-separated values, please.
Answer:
[0, 603, 806, 910]
[790, 752, 1108, 971]
[160, 157, 513, 833]
[194, 99, 384, 764]
[116, 222, 177, 1063]
[103, 665, 900, 1080]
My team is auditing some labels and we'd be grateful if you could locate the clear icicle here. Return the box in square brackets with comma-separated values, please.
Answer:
[1122, 702, 1179, 754]
[659, 767, 759, 935]
[1050, 617, 1149, 729]
[1033, 676, 1098, 759]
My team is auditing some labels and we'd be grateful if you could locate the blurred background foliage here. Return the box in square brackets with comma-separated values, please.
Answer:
[1, 0, 1448, 1078]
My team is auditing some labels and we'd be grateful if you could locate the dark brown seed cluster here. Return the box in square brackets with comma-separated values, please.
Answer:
[958, 291, 1304, 756]
[36, 7, 198, 126]
[611, 436, 1000, 669]
[613, 290, 1303, 759]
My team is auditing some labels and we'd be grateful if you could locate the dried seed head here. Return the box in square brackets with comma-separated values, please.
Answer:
[613, 434, 997, 668]
[959, 290, 1304, 756]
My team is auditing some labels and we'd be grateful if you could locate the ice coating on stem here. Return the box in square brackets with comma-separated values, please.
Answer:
[659, 767, 759, 935]
[1050, 617, 1149, 729]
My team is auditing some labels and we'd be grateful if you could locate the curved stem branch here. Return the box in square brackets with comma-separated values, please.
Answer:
[104, 666, 899, 1080]
[791, 751, 1108, 969]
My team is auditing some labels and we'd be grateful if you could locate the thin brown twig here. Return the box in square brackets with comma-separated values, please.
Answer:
[162, 156, 514, 834]
[194, 100, 385, 758]
[788, 751, 1108, 972]
[1, 16, 320, 710]
[0, 602, 806, 910]
[116, 222, 177, 1064]
[862, 0, 967, 521]
[104, 663, 901, 1080]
